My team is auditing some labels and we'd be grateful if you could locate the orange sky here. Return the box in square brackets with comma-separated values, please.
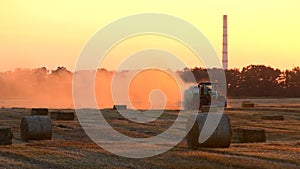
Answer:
[1, 1, 300, 71]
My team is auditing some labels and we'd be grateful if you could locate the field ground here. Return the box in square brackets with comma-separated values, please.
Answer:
[0, 100, 299, 169]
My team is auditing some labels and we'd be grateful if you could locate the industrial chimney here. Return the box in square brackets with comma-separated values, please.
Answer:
[222, 15, 228, 70]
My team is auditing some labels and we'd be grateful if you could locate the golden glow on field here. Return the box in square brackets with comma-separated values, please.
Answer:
[0, 1, 299, 71]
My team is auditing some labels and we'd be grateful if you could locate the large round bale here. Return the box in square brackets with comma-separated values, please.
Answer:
[186, 113, 231, 149]
[261, 115, 284, 121]
[232, 128, 266, 143]
[31, 108, 49, 116]
[0, 126, 13, 145]
[50, 111, 75, 120]
[20, 116, 52, 142]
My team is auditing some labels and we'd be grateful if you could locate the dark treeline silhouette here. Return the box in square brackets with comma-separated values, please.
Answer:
[178, 65, 300, 98]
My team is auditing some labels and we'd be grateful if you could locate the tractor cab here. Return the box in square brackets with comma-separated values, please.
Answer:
[198, 82, 227, 109]
[183, 82, 227, 110]
[198, 82, 219, 98]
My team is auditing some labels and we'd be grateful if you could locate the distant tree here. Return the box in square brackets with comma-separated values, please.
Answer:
[225, 68, 241, 97]
[51, 67, 72, 76]
[191, 67, 209, 82]
[238, 65, 282, 97]
[284, 67, 300, 97]
[177, 67, 196, 83]
[32, 67, 49, 85]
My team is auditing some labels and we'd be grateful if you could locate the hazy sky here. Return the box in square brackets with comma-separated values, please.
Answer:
[1, 1, 299, 71]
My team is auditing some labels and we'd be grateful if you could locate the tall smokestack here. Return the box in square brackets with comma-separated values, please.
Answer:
[222, 15, 228, 70]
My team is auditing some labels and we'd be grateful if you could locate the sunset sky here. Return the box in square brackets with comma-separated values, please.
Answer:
[1, 1, 299, 71]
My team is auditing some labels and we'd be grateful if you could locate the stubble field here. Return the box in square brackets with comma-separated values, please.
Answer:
[0, 99, 299, 169]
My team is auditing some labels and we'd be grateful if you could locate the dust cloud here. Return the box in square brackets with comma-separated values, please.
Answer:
[0, 67, 194, 109]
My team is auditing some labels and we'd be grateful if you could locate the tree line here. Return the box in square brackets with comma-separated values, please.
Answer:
[178, 65, 300, 98]
[1, 65, 299, 101]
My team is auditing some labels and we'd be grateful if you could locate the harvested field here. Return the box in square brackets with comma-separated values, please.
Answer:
[0, 103, 299, 169]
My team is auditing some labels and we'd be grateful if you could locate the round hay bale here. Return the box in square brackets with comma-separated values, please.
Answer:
[31, 108, 49, 116]
[20, 116, 52, 142]
[0, 126, 13, 145]
[186, 113, 231, 149]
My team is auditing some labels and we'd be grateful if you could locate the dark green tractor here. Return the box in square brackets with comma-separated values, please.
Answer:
[183, 82, 227, 110]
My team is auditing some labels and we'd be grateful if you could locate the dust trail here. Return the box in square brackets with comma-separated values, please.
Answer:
[0, 67, 194, 109]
